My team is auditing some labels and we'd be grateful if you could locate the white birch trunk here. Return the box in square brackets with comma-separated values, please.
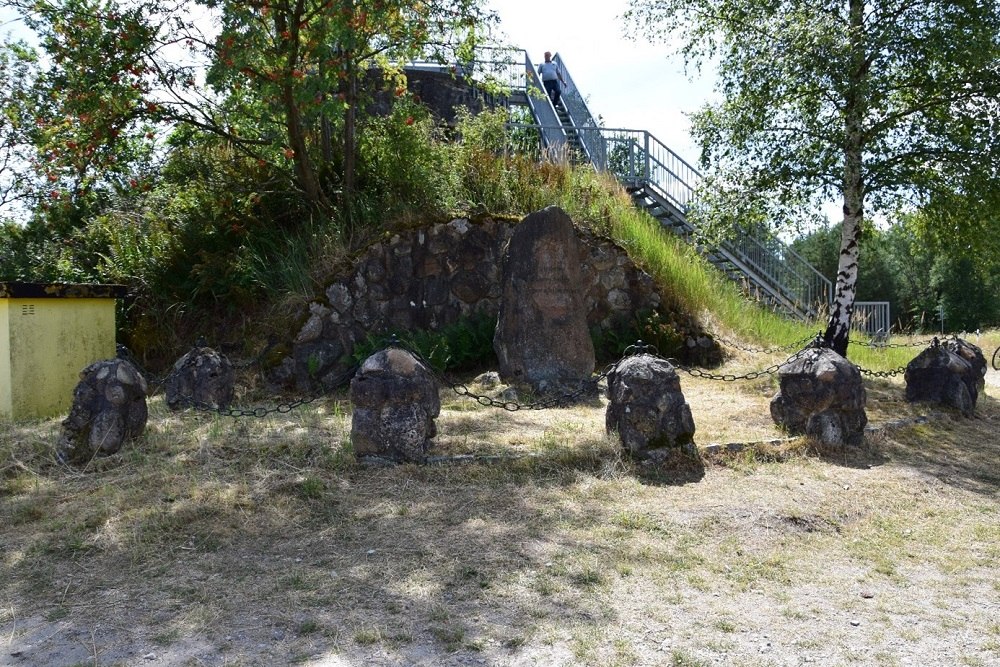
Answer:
[823, 0, 866, 357]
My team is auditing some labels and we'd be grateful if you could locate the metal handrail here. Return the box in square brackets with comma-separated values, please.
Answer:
[551, 54, 600, 164]
[522, 52, 567, 150]
[453, 48, 833, 321]
[852, 302, 891, 334]
[586, 126, 831, 318]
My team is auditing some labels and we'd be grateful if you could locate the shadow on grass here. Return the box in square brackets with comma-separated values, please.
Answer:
[0, 411, 708, 666]
[873, 390, 1000, 496]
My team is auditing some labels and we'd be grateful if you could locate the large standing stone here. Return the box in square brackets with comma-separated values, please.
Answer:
[350, 347, 440, 463]
[57, 358, 148, 463]
[165, 346, 235, 411]
[493, 206, 596, 395]
[606, 354, 698, 463]
[770, 347, 867, 447]
[904, 337, 986, 416]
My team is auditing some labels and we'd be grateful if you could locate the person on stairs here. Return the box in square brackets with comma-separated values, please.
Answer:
[538, 51, 566, 107]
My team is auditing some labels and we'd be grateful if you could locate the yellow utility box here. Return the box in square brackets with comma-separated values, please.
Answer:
[1, 282, 128, 421]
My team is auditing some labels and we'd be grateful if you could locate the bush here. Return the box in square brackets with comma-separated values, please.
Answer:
[351, 311, 498, 373]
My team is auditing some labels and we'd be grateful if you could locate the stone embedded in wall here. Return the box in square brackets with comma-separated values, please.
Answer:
[57, 358, 148, 464]
[605, 353, 699, 466]
[268, 216, 663, 392]
[904, 337, 986, 416]
[770, 347, 867, 447]
[165, 346, 235, 411]
[493, 206, 596, 395]
[350, 347, 441, 463]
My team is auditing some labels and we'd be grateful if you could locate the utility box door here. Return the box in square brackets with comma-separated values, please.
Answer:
[1, 283, 125, 421]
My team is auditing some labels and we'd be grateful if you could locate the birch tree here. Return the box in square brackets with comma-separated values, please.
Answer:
[626, 0, 1000, 355]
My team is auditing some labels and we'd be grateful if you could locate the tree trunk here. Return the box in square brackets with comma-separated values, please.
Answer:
[823, 190, 862, 356]
[275, 3, 331, 213]
[342, 61, 357, 222]
[285, 84, 328, 210]
[823, 0, 867, 357]
[340, 0, 357, 227]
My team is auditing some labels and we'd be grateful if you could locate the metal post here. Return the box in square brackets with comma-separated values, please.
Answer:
[643, 132, 651, 184]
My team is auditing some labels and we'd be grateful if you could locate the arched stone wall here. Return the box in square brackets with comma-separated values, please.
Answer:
[269, 216, 661, 391]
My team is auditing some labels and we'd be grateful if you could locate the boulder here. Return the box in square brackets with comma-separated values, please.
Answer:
[57, 358, 148, 463]
[606, 354, 698, 463]
[904, 337, 986, 416]
[770, 347, 867, 447]
[493, 206, 596, 396]
[165, 346, 235, 411]
[350, 347, 440, 463]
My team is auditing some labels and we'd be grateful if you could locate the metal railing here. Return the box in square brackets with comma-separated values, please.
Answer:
[551, 54, 601, 163]
[720, 226, 833, 317]
[852, 302, 891, 335]
[596, 128, 701, 212]
[434, 48, 835, 321]
[590, 125, 831, 318]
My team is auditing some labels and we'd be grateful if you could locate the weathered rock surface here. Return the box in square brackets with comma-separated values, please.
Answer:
[493, 206, 596, 395]
[905, 337, 986, 416]
[770, 347, 867, 447]
[350, 347, 440, 463]
[165, 346, 235, 411]
[57, 358, 148, 463]
[605, 354, 698, 464]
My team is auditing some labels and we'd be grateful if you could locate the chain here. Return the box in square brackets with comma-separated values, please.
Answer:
[116, 344, 175, 394]
[854, 365, 909, 378]
[851, 335, 939, 378]
[851, 336, 939, 349]
[713, 332, 821, 355]
[386, 336, 618, 411]
[445, 365, 617, 411]
[125, 328, 952, 421]
[170, 363, 358, 419]
[669, 347, 815, 382]
[118, 340, 356, 420]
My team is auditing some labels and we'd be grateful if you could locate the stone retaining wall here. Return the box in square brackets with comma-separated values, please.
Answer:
[270, 216, 662, 391]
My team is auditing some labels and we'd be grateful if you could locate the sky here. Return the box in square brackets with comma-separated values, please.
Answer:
[485, 0, 717, 167]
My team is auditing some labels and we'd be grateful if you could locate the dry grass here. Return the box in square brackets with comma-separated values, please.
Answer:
[1, 339, 999, 667]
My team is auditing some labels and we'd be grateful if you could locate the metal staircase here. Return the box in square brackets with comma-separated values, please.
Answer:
[506, 51, 833, 321]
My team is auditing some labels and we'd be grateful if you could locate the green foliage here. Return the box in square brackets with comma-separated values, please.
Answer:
[626, 0, 1000, 349]
[17, 0, 162, 220]
[351, 311, 497, 373]
[201, 0, 497, 213]
[0, 42, 39, 217]
[592, 311, 688, 362]
[931, 255, 1000, 333]
[354, 98, 457, 226]
[449, 108, 564, 215]
[791, 217, 1000, 332]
